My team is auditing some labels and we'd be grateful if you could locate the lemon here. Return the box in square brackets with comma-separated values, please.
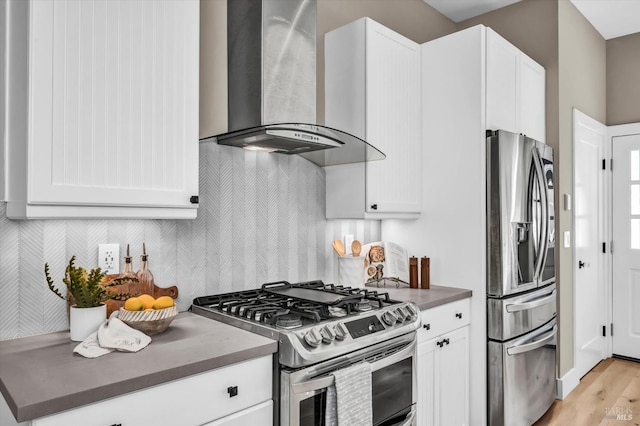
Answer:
[138, 294, 156, 310]
[124, 297, 143, 311]
[152, 296, 175, 310]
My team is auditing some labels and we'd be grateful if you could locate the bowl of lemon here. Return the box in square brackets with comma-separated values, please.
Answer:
[119, 294, 178, 335]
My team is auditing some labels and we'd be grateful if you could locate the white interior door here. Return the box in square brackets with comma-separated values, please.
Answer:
[612, 130, 640, 360]
[573, 109, 606, 379]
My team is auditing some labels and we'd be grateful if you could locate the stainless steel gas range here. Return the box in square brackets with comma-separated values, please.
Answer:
[192, 280, 420, 426]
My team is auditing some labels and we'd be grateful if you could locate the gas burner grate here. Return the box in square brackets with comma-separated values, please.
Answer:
[192, 280, 404, 326]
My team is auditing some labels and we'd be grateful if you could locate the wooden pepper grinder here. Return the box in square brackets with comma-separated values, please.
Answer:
[421, 257, 430, 289]
[409, 257, 418, 288]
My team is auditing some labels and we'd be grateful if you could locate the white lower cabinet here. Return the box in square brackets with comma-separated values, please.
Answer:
[417, 299, 470, 426]
[22, 356, 273, 426]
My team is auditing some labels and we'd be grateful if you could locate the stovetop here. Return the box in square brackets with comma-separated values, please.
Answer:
[191, 280, 421, 368]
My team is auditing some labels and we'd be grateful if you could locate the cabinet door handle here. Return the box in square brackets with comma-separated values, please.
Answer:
[370, 204, 378, 210]
[227, 385, 238, 397]
[455, 312, 462, 319]
[443, 338, 450, 345]
[436, 340, 443, 347]
[423, 323, 431, 330]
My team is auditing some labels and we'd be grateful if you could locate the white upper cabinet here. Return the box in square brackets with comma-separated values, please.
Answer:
[486, 28, 546, 142]
[4, 0, 199, 219]
[325, 18, 421, 219]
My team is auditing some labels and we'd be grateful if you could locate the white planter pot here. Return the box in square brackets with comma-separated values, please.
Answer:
[69, 304, 107, 341]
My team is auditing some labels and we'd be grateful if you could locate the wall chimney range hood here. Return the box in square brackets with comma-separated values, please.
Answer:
[199, 0, 384, 167]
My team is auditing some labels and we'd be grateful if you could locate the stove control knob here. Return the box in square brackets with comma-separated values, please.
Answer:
[304, 328, 322, 348]
[334, 323, 349, 340]
[394, 307, 407, 322]
[404, 304, 418, 320]
[320, 325, 336, 343]
[381, 311, 398, 326]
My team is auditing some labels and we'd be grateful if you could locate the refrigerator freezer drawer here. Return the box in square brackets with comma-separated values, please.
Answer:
[487, 283, 556, 341]
[488, 319, 557, 426]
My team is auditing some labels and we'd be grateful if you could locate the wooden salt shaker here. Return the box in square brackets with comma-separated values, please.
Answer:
[409, 257, 418, 288]
[421, 257, 430, 289]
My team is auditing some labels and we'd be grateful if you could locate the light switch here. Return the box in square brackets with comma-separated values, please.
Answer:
[563, 231, 571, 248]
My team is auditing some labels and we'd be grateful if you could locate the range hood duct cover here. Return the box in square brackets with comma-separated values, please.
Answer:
[200, 0, 384, 167]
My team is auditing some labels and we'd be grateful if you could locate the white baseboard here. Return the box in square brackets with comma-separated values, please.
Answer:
[556, 368, 580, 399]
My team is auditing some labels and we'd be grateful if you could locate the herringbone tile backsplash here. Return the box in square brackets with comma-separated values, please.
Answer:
[0, 143, 381, 340]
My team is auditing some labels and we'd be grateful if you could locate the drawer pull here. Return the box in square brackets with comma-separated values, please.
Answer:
[455, 312, 463, 319]
[227, 385, 238, 398]
[423, 323, 431, 330]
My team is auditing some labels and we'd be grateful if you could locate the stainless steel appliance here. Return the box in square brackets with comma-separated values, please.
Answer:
[200, 0, 386, 168]
[192, 280, 420, 426]
[486, 130, 557, 425]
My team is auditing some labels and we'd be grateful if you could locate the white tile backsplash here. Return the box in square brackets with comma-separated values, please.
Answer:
[0, 143, 380, 340]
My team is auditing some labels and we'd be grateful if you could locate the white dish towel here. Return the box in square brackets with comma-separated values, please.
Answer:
[73, 311, 152, 358]
[325, 362, 373, 426]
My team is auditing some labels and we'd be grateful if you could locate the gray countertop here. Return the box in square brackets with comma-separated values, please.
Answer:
[0, 285, 470, 423]
[364, 283, 472, 310]
[0, 312, 277, 423]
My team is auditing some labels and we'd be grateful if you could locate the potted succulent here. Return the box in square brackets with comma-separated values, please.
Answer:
[45, 255, 134, 341]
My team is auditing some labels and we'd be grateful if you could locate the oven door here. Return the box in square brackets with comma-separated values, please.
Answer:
[281, 333, 416, 426]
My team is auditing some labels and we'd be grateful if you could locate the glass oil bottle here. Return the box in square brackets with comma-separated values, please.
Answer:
[119, 244, 138, 295]
[136, 243, 154, 296]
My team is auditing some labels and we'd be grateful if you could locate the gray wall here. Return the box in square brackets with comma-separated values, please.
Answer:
[0, 143, 380, 340]
[607, 32, 640, 125]
[557, 0, 607, 376]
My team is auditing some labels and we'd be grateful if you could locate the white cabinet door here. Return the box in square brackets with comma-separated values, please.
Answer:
[325, 17, 421, 219]
[364, 20, 421, 215]
[486, 28, 545, 143]
[519, 54, 546, 142]
[437, 326, 470, 426]
[416, 299, 470, 426]
[417, 335, 437, 426]
[417, 326, 470, 426]
[6, 0, 199, 219]
[486, 28, 519, 135]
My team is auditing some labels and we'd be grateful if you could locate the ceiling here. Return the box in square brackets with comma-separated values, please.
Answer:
[423, 0, 640, 40]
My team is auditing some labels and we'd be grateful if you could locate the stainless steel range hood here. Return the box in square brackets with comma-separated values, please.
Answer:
[199, 0, 384, 167]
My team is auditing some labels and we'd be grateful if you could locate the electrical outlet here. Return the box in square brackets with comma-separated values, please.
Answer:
[98, 244, 120, 274]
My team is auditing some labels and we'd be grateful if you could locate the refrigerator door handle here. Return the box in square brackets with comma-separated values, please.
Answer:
[532, 147, 549, 282]
[505, 289, 556, 313]
[506, 324, 557, 356]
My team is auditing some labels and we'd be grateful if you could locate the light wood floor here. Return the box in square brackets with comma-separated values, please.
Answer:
[534, 357, 640, 426]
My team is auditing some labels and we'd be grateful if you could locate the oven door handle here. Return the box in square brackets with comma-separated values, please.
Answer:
[506, 324, 556, 356]
[397, 406, 416, 426]
[505, 289, 556, 313]
[290, 340, 416, 394]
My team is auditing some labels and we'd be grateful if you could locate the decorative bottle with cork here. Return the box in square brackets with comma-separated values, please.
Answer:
[136, 243, 154, 296]
[119, 244, 137, 294]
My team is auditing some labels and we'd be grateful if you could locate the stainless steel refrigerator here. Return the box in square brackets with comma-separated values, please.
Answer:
[486, 130, 557, 425]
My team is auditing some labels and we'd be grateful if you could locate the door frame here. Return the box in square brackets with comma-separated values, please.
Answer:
[608, 121, 640, 358]
[572, 108, 610, 372]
